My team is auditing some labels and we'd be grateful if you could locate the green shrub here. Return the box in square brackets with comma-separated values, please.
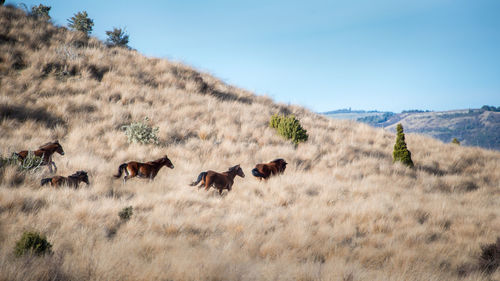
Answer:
[452, 138, 460, 145]
[67, 11, 94, 35]
[30, 4, 51, 20]
[105, 27, 129, 48]
[1, 152, 43, 172]
[14, 231, 52, 257]
[122, 117, 159, 145]
[118, 206, 133, 221]
[20, 151, 44, 171]
[393, 123, 414, 167]
[269, 114, 308, 145]
[0, 153, 19, 168]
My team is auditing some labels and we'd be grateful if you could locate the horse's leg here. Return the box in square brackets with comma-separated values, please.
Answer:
[47, 158, 53, 173]
[123, 168, 131, 184]
[218, 189, 223, 195]
[52, 161, 57, 173]
[202, 175, 210, 191]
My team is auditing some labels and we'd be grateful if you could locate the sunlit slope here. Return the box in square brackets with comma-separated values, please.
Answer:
[1, 6, 499, 281]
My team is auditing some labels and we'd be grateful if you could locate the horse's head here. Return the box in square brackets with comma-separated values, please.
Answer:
[230, 164, 245, 178]
[76, 171, 89, 185]
[272, 158, 287, 173]
[162, 155, 174, 169]
[54, 141, 65, 155]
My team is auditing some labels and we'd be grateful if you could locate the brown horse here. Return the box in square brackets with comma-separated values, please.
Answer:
[114, 155, 174, 183]
[15, 141, 65, 173]
[190, 164, 245, 195]
[41, 171, 89, 188]
[251, 158, 287, 180]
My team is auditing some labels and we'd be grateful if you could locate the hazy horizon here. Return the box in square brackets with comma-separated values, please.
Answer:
[8, 0, 500, 112]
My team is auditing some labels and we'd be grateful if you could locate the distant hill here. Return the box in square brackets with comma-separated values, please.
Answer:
[324, 108, 500, 150]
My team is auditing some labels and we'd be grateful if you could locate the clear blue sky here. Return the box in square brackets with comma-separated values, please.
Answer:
[9, 0, 500, 112]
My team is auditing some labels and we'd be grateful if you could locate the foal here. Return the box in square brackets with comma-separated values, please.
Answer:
[41, 171, 89, 188]
[252, 158, 287, 180]
[190, 164, 245, 195]
[15, 141, 65, 173]
[114, 155, 174, 183]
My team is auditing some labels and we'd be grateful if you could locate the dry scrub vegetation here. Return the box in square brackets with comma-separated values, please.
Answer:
[1, 6, 500, 281]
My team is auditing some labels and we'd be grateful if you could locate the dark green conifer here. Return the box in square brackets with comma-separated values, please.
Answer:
[30, 4, 51, 20]
[105, 27, 129, 48]
[67, 11, 94, 35]
[393, 123, 414, 167]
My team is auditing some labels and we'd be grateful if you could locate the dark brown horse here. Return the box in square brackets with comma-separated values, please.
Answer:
[190, 164, 245, 195]
[114, 155, 174, 183]
[15, 141, 65, 173]
[252, 158, 287, 180]
[41, 171, 89, 188]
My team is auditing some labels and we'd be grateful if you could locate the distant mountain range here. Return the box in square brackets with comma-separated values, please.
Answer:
[323, 107, 500, 150]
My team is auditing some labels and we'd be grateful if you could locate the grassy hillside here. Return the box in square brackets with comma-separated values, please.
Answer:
[1, 6, 500, 281]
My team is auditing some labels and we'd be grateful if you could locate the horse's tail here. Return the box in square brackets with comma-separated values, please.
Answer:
[114, 163, 128, 178]
[252, 168, 266, 179]
[190, 172, 207, 186]
[41, 178, 52, 186]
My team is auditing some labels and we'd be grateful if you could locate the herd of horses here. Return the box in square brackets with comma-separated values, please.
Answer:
[13, 141, 288, 194]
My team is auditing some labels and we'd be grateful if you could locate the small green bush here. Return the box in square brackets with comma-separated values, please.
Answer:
[269, 114, 308, 145]
[0, 153, 19, 168]
[18, 151, 44, 172]
[122, 117, 159, 145]
[118, 206, 133, 221]
[452, 138, 460, 145]
[67, 11, 94, 35]
[105, 27, 129, 48]
[14, 231, 52, 257]
[30, 4, 51, 20]
[1, 152, 43, 172]
[393, 123, 414, 167]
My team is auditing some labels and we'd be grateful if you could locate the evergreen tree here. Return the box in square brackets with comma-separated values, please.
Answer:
[105, 27, 129, 48]
[30, 4, 51, 20]
[269, 114, 308, 145]
[393, 123, 414, 167]
[67, 11, 94, 35]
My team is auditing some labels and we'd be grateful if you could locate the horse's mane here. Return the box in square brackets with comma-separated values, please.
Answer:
[150, 156, 168, 164]
[69, 171, 87, 178]
[228, 165, 240, 172]
[39, 141, 59, 149]
[68, 171, 88, 179]
[271, 158, 285, 163]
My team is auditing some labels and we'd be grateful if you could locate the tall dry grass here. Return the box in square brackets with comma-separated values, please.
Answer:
[1, 5, 499, 281]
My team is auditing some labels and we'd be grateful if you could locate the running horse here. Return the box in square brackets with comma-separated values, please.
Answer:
[251, 158, 287, 180]
[41, 170, 89, 188]
[114, 155, 174, 183]
[190, 164, 245, 195]
[15, 141, 65, 173]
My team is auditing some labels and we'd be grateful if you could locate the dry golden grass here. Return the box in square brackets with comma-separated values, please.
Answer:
[1, 5, 499, 281]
